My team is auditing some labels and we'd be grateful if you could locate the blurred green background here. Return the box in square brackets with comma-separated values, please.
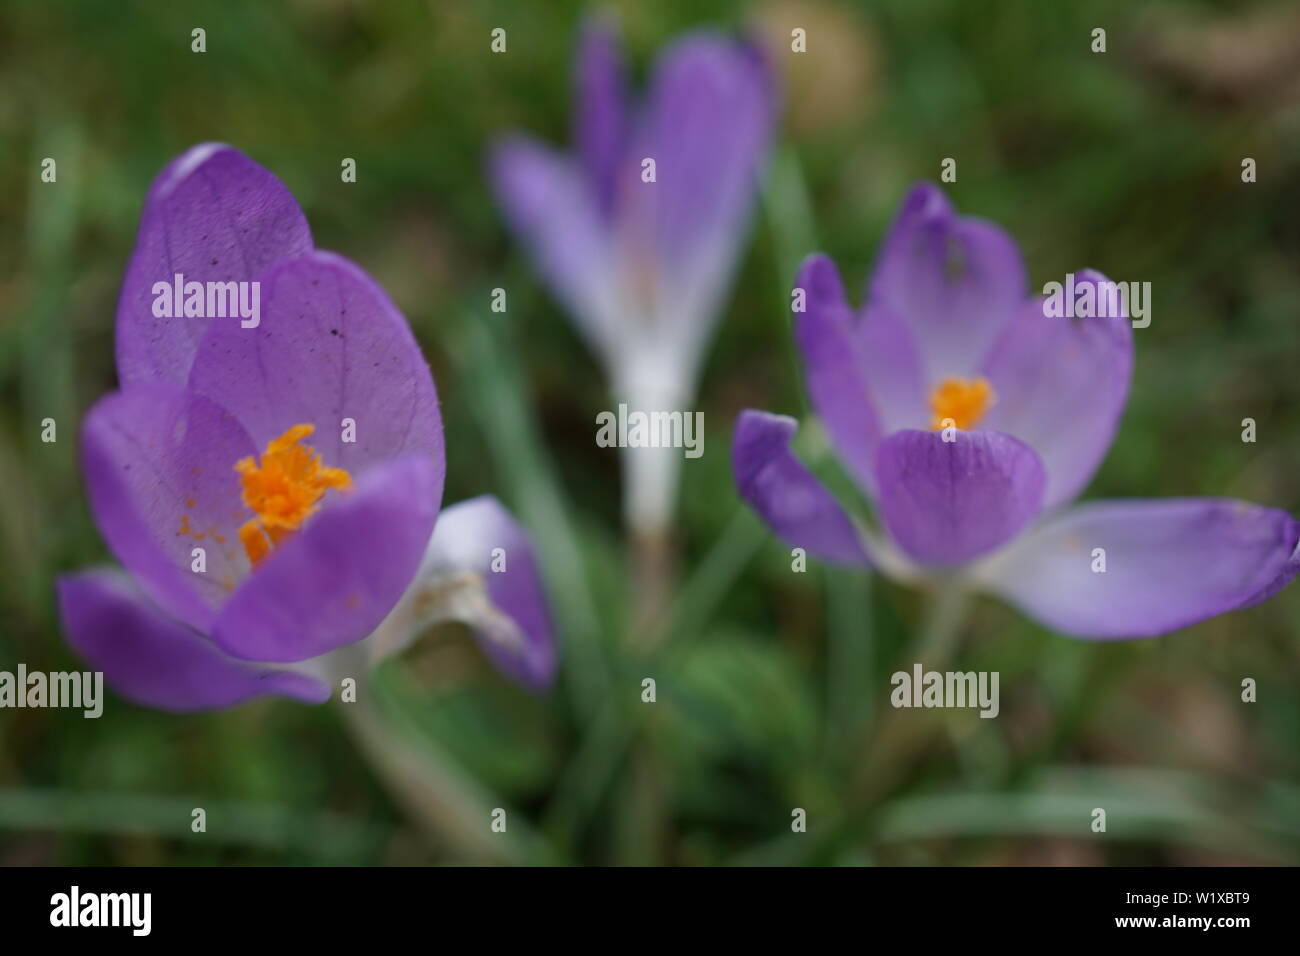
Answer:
[2, 0, 1299, 865]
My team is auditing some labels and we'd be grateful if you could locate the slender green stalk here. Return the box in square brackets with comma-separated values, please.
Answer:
[915, 583, 971, 667]
[338, 670, 547, 865]
[850, 586, 971, 803]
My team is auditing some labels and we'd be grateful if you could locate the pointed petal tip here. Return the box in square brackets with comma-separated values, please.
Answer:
[732, 409, 871, 567]
[979, 499, 1300, 639]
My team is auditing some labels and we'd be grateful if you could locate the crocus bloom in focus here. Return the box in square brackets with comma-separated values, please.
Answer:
[491, 20, 775, 533]
[734, 183, 1300, 638]
[58, 144, 555, 711]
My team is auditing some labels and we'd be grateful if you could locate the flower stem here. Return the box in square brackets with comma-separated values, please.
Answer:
[915, 583, 971, 668]
[629, 523, 675, 645]
[337, 672, 538, 864]
[850, 585, 972, 805]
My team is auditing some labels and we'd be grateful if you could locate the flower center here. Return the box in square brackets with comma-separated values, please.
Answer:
[234, 423, 351, 568]
[928, 377, 996, 431]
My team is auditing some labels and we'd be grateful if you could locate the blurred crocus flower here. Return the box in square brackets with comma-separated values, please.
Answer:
[58, 144, 554, 711]
[735, 183, 1300, 638]
[491, 21, 776, 533]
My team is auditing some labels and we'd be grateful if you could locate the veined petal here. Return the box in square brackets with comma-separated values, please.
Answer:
[59, 569, 329, 712]
[868, 182, 1025, 383]
[116, 144, 313, 386]
[187, 250, 445, 482]
[973, 498, 1300, 639]
[981, 271, 1133, 508]
[422, 496, 557, 690]
[489, 136, 621, 361]
[81, 382, 257, 632]
[732, 409, 871, 566]
[212, 453, 439, 663]
[875, 428, 1046, 565]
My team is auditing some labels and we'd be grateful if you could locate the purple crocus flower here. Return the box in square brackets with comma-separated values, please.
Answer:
[491, 20, 775, 533]
[734, 183, 1300, 638]
[58, 144, 555, 711]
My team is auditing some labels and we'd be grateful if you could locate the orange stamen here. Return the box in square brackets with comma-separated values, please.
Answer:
[928, 377, 996, 431]
[234, 423, 351, 567]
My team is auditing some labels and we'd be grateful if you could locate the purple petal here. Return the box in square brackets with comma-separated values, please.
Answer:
[976, 499, 1300, 638]
[81, 382, 258, 632]
[59, 569, 329, 712]
[634, 34, 774, 346]
[794, 255, 882, 489]
[869, 183, 1025, 383]
[211, 452, 439, 663]
[732, 409, 871, 566]
[981, 271, 1134, 508]
[426, 496, 557, 690]
[490, 136, 620, 356]
[875, 428, 1046, 565]
[116, 144, 313, 387]
[574, 17, 626, 219]
[855, 302, 930, 436]
[187, 250, 445, 482]
[794, 254, 926, 492]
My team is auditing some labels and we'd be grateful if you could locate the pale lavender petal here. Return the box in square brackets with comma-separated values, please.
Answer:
[732, 409, 871, 566]
[116, 144, 313, 386]
[489, 136, 620, 358]
[574, 18, 626, 220]
[976, 499, 1300, 638]
[81, 382, 257, 632]
[875, 428, 1046, 565]
[187, 250, 445, 483]
[794, 254, 926, 492]
[981, 270, 1134, 508]
[634, 34, 774, 353]
[425, 496, 557, 690]
[211, 453, 439, 663]
[856, 302, 929, 435]
[868, 183, 1024, 383]
[794, 255, 882, 489]
[59, 569, 329, 712]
